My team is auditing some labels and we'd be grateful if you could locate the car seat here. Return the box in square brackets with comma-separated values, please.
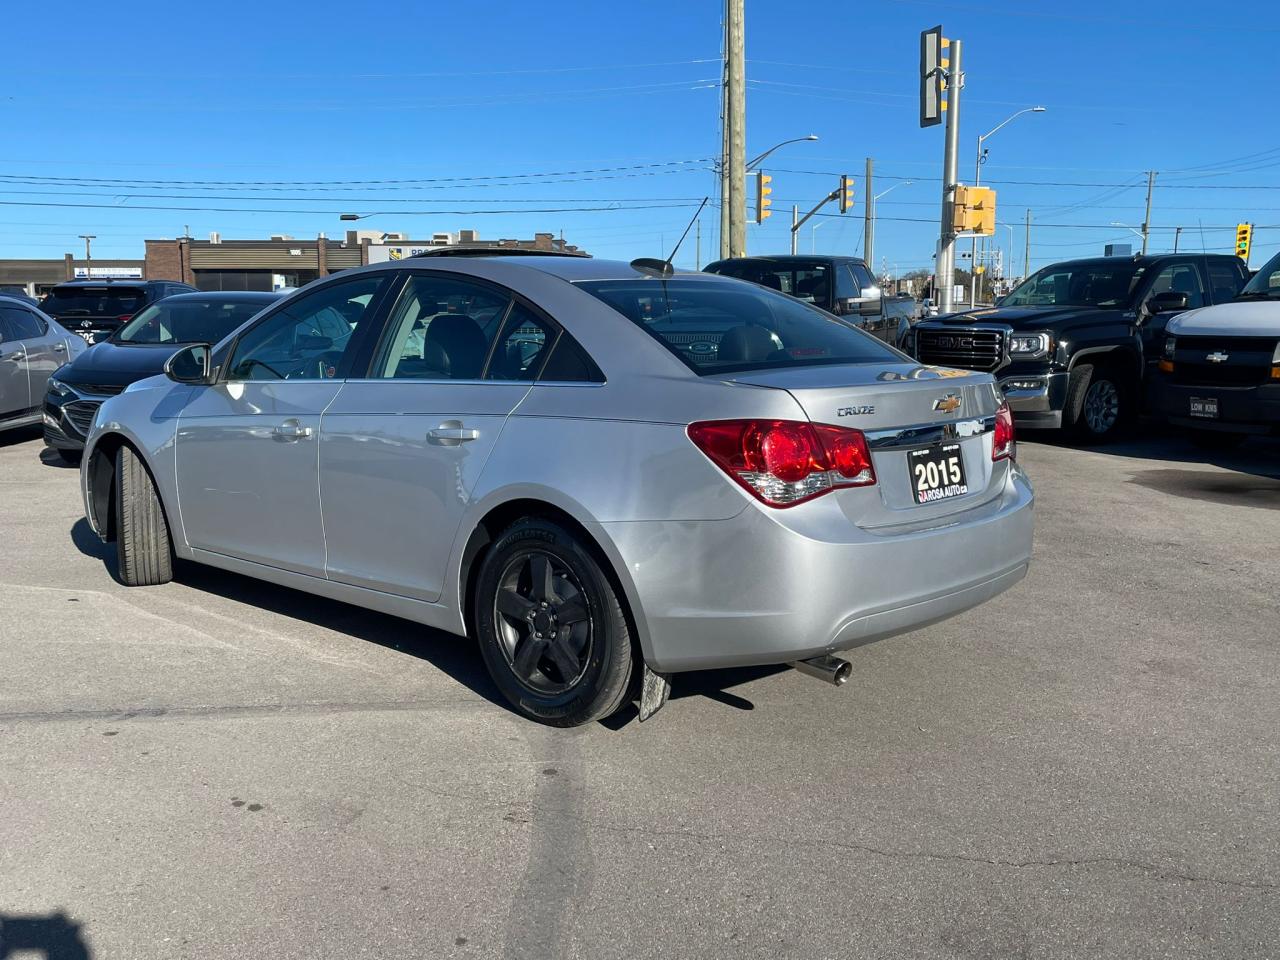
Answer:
[423, 314, 488, 379]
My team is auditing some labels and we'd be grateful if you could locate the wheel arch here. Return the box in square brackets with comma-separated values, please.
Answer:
[455, 494, 653, 666]
[86, 431, 171, 544]
[1069, 345, 1141, 381]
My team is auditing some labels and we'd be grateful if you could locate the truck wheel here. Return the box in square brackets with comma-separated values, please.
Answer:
[114, 445, 174, 586]
[1063, 362, 1132, 444]
[474, 518, 635, 727]
[1188, 429, 1247, 451]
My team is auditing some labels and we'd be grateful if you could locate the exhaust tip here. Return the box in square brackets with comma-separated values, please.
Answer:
[793, 654, 853, 686]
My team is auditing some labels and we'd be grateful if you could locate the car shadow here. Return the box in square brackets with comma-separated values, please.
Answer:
[0, 910, 92, 959]
[69, 519, 780, 728]
[0, 423, 42, 450]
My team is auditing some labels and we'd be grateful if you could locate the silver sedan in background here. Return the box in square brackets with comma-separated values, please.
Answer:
[80, 255, 1034, 726]
[0, 295, 86, 434]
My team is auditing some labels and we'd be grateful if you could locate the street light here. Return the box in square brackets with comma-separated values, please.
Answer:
[970, 106, 1045, 305]
[868, 180, 913, 270]
[746, 134, 818, 172]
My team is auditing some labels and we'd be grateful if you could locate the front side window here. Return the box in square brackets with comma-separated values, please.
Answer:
[115, 299, 269, 345]
[1145, 262, 1205, 310]
[227, 277, 385, 381]
[1003, 263, 1144, 308]
[577, 278, 898, 375]
[373, 274, 511, 380]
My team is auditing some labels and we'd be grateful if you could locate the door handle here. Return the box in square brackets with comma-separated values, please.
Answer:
[428, 422, 480, 445]
[271, 420, 313, 441]
[54, 343, 67, 353]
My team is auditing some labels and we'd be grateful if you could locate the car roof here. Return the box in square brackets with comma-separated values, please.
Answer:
[49, 279, 154, 288]
[1046, 254, 1239, 270]
[157, 291, 281, 303]
[360, 255, 731, 284]
[707, 254, 864, 264]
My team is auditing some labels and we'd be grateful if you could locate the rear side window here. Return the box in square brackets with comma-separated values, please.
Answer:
[577, 278, 898, 375]
[1206, 260, 1245, 303]
[0, 306, 46, 339]
[41, 286, 146, 317]
[539, 333, 604, 382]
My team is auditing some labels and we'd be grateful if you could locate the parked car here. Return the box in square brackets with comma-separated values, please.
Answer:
[79, 255, 1033, 727]
[40, 279, 196, 345]
[0, 295, 86, 435]
[0, 286, 39, 307]
[44, 291, 281, 462]
[905, 254, 1250, 442]
[703, 255, 921, 346]
[1152, 250, 1280, 448]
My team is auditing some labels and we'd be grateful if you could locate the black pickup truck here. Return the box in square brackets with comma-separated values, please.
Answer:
[905, 254, 1249, 442]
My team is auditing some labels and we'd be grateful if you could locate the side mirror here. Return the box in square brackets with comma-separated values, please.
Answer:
[164, 342, 213, 384]
[1147, 290, 1189, 315]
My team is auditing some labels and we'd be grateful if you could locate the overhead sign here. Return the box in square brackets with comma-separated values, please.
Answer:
[73, 266, 143, 279]
[919, 26, 945, 128]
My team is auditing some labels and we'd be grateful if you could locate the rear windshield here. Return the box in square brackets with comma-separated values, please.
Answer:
[576, 278, 898, 375]
[41, 286, 146, 318]
[705, 260, 832, 305]
[113, 299, 269, 344]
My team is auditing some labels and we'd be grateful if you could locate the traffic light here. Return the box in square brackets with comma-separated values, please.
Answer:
[756, 172, 773, 224]
[1235, 222, 1252, 262]
[951, 185, 996, 235]
[951, 184, 970, 232]
[839, 175, 856, 214]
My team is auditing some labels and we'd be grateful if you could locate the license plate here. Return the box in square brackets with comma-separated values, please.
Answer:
[909, 443, 969, 504]
[1189, 396, 1219, 419]
[76, 330, 95, 343]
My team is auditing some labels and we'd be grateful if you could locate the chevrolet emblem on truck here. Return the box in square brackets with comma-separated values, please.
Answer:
[1206, 351, 1229, 363]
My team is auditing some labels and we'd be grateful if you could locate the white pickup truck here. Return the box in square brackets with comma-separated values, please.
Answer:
[1153, 250, 1280, 448]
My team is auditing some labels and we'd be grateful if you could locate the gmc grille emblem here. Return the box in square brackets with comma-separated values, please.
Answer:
[933, 335, 974, 349]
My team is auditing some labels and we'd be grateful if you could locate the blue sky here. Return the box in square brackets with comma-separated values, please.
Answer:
[2, 0, 1276, 275]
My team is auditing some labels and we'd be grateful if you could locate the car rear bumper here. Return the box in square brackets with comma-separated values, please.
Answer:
[598, 465, 1035, 673]
[1155, 378, 1280, 434]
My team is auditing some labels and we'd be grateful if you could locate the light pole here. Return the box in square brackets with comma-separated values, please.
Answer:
[77, 234, 96, 279]
[869, 180, 913, 270]
[746, 134, 818, 172]
[810, 218, 827, 254]
[970, 106, 1045, 306]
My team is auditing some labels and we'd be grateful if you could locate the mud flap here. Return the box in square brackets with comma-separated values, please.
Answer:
[638, 663, 671, 722]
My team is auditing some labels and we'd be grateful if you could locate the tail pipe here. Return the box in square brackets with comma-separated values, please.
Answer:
[792, 654, 852, 686]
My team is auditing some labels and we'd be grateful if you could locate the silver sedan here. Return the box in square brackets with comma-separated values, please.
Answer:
[1, 296, 86, 434]
[80, 255, 1034, 726]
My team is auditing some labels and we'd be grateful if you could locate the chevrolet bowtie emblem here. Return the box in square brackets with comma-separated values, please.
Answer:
[1205, 351, 1229, 363]
[933, 394, 962, 413]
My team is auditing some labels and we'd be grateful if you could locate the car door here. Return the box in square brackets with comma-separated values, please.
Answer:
[319, 271, 540, 602]
[0, 312, 30, 420]
[1137, 259, 1207, 378]
[1, 305, 68, 403]
[174, 274, 391, 577]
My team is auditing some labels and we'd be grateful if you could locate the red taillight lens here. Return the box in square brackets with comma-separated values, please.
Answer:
[116, 314, 133, 323]
[992, 400, 1015, 462]
[687, 419, 876, 507]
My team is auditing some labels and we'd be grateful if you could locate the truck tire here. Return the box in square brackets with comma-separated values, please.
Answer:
[115, 444, 174, 586]
[1063, 362, 1133, 444]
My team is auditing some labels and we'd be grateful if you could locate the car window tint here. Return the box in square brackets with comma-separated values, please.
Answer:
[1206, 260, 1245, 303]
[538, 332, 604, 383]
[40, 286, 146, 317]
[1147, 262, 1205, 309]
[374, 274, 511, 380]
[227, 277, 385, 381]
[0, 306, 46, 339]
[578, 278, 898, 375]
[486, 303, 555, 381]
[115, 300, 267, 344]
[707, 260, 831, 304]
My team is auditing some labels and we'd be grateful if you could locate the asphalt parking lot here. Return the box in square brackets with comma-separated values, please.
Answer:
[1, 424, 1277, 960]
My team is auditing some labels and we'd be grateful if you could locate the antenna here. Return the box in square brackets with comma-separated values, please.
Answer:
[1198, 219, 1206, 253]
[632, 197, 708, 278]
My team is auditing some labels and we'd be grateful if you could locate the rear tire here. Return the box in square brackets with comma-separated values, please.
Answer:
[1188, 429, 1248, 451]
[114, 445, 174, 586]
[474, 518, 634, 727]
[1062, 362, 1133, 444]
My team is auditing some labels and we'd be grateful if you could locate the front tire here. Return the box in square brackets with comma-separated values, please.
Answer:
[1063, 362, 1132, 444]
[114, 445, 174, 586]
[474, 518, 634, 727]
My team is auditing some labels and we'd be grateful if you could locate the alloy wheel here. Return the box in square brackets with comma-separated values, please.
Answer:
[493, 550, 593, 695]
[1083, 379, 1120, 434]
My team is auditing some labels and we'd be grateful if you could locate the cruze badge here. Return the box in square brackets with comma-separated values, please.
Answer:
[1205, 351, 1229, 363]
[838, 405, 876, 417]
[933, 394, 962, 413]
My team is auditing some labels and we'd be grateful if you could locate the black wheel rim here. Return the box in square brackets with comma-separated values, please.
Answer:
[493, 550, 593, 696]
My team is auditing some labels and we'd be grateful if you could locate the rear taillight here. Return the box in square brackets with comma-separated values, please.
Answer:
[116, 314, 133, 323]
[687, 419, 876, 508]
[992, 400, 1015, 462]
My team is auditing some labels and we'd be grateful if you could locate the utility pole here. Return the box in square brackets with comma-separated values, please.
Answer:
[863, 157, 874, 266]
[724, 0, 746, 258]
[1023, 208, 1031, 280]
[790, 205, 799, 255]
[1141, 170, 1156, 255]
[77, 235, 96, 279]
[935, 39, 962, 313]
[717, 8, 730, 259]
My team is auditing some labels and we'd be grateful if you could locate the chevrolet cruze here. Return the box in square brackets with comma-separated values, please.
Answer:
[80, 254, 1034, 726]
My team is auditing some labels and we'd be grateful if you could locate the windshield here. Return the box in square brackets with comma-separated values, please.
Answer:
[577, 277, 898, 375]
[1003, 262, 1145, 308]
[114, 299, 268, 344]
[705, 260, 832, 306]
[1238, 252, 1280, 299]
[40, 286, 146, 318]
